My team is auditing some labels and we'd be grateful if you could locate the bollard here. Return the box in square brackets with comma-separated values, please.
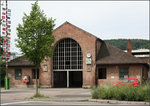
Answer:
[5, 77, 9, 90]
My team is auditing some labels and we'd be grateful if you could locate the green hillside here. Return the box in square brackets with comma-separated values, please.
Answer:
[104, 39, 150, 50]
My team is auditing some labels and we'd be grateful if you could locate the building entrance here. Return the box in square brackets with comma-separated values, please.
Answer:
[53, 38, 83, 88]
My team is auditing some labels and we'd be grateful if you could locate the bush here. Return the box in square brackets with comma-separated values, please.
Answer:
[92, 83, 150, 101]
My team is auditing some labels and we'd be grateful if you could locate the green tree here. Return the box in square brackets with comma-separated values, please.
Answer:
[16, 1, 55, 95]
[0, 36, 6, 87]
[0, 19, 2, 25]
[0, 18, 5, 87]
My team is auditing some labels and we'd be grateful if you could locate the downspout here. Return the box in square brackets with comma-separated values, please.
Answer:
[95, 39, 98, 87]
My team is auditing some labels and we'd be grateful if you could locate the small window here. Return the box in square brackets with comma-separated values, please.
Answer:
[32, 69, 39, 79]
[119, 67, 129, 80]
[15, 69, 22, 80]
[98, 68, 106, 79]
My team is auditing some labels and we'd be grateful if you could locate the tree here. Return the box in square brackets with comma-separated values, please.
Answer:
[0, 36, 6, 87]
[16, 1, 55, 95]
[0, 19, 2, 25]
[0, 18, 6, 87]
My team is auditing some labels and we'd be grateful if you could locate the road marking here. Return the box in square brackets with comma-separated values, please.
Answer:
[1, 101, 33, 105]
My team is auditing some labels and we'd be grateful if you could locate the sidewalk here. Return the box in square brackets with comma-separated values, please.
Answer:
[1, 88, 149, 105]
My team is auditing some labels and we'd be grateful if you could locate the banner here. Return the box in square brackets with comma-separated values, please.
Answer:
[1, 5, 12, 59]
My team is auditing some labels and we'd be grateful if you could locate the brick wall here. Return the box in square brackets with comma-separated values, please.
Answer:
[97, 64, 146, 85]
[97, 65, 119, 85]
[52, 22, 97, 87]
[40, 58, 52, 88]
[8, 66, 36, 88]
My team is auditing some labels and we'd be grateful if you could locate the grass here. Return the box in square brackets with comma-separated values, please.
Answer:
[29, 93, 49, 99]
[92, 82, 150, 101]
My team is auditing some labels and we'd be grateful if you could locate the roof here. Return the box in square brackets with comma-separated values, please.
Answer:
[7, 22, 148, 66]
[8, 56, 35, 67]
[96, 42, 148, 65]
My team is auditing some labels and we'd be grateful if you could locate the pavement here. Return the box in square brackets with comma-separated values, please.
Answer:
[1, 88, 149, 105]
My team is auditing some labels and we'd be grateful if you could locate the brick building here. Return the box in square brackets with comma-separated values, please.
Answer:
[8, 22, 149, 88]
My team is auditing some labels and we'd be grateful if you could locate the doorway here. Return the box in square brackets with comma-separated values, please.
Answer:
[53, 71, 67, 87]
[69, 71, 82, 88]
[53, 38, 83, 88]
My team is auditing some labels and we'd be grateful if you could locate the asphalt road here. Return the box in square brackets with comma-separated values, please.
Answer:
[1, 88, 149, 106]
[1, 101, 149, 106]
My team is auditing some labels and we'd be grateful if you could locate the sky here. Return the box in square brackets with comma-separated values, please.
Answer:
[0, 1, 149, 53]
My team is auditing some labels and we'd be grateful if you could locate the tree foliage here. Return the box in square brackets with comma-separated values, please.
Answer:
[0, 19, 2, 25]
[104, 39, 150, 50]
[0, 36, 6, 87]
[16, 1, 55, 67]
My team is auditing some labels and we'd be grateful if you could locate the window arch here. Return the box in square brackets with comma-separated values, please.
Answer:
[53, 38, 82, 70]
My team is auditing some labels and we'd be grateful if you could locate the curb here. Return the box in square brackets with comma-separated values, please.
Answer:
[25, 97, 149, 105]
[89, 99, 150, 105]
[25, 98, 88, 102]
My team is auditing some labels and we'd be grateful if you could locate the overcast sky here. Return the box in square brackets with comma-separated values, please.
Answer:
[1, 1, 149, 53]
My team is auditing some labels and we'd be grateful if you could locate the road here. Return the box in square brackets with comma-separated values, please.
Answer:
[1, 101, 149, 106]
[1, 88, 149, 106]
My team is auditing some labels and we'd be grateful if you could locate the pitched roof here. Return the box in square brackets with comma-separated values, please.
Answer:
[96, 41, 148, 65]
[8, 56, 35, 67]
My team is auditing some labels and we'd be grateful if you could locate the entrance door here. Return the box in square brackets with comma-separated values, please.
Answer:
[54, 71, 67, 87]
[53, 38, 83, 87]
[69, 71, 82, 87]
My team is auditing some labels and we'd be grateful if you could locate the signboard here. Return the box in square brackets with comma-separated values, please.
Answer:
[86, 58, 92, 65]
[43, 64, 48, 72]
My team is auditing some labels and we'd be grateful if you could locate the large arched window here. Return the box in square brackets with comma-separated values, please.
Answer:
[53, 38, 82, 70]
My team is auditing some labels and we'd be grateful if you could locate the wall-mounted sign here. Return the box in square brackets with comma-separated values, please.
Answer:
[86, 58, 92, 64]
[86, 53, 91, 58]
[87, 65, 92, 72]
[43, 64, 48, 72]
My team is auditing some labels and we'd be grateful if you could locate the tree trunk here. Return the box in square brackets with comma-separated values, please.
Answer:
[36, 65, 38, 95]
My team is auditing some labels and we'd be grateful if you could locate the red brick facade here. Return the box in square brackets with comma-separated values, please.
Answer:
[8, 22, 149, 88]
[97, 64, 148, 85]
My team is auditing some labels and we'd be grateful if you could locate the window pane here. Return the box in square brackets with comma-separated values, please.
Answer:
[15, 69, 22, 80]
[53, 38, 82, 70]
[121, 80, 129, 83]
[119, 68, 129, 80]
[129, 80, 135, 82]
[98, 68, 106, 79]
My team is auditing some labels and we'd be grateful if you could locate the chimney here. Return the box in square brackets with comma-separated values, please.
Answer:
[127, 40, 132, 54]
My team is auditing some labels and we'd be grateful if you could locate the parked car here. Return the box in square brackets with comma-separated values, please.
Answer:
[113, 78, 140, 87]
